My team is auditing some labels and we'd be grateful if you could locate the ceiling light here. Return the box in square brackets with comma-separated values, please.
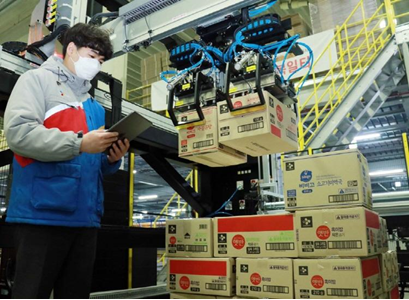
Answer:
[171, 208, 186, 212]
[133, 170, 137, 174]
[353, 133, 380, 142]
[0, 207, 5, 212]
[132, 215, 144, 220]
[136, 181, 159, 187]
[349, 143, 358, 149]
[138, 195, 158, 200]
[395, 181, 402, 187]
[369, 169, 405, 177]
[380, 19, 386, 29]
[142, 210, 148, 214]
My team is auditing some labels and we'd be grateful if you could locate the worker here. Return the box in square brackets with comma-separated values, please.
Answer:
[4, 23, 130, 298]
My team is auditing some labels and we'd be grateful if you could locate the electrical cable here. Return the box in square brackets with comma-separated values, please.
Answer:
[88, 12, 118, 25]
[249, 1, 277, 18]
[207, 189, 238, 217]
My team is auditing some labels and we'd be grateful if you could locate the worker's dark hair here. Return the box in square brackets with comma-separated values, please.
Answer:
[62, 23, 113, 60]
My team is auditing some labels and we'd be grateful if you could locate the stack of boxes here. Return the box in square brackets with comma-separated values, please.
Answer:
[284, 149, 399, 299]
[178, 106, 247, 168]
[138, 51, 175, 108]
[282, 14, 309, 38]
[166, 149, 400, 298]
[178, 90, 298, 167]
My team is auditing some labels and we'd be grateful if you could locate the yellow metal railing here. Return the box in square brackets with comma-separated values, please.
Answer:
[403, 133, 409, 181]
[296, 0, 405, 150]
[152, 171, 193, 228]
[126, 84, 152, 106]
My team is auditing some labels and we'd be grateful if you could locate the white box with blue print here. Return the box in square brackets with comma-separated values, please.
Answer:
[283, 149, 372, 211]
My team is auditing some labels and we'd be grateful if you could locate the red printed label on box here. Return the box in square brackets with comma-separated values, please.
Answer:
[250, 273, 262, 285]
[179, 276, 190, 290]
[218, 215, 294, 233]
[367, 279, 372, 296]
[276, 105, 283, 122]
[234, 101, 243, 109]
[232, 234, 246, 249]
[170, 260, 227, 277]
[271, 125, 282, 138]
[170, 236, 176, 245]
[311, 275, 324, 289]
[362, 257, 380, 278]
[365, 210, 380, 229]
[316, 226, 331, 240]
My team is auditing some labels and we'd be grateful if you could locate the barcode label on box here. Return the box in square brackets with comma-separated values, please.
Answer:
[286, 129, 297, 142]
[184, 245, 208, 252]
[193, 139, 214, 149]
[205, 283, 227, 291]
[263, 285, 289, 294]
[327, 288, 358, 297]
[199, 224, 207, 229]
[238, 121, 264, 133]
[329, 194, 359, 203]
[266, 243, 295, 251]
[328, 240, 362, 249]
[206, 134, 214, 139]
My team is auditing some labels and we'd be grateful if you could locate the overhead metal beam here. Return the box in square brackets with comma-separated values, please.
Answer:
[103, 0, 260, 56]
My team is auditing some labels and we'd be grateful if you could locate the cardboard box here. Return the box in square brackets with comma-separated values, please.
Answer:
[294, 257, 383, 299]
[213, 214, 298, 258]
[141, 53, 162, 82]
[179, 106, 247, 167]
[218, 91, 298, 157]
[389, 285, 399, 299]
[282, 14, 309, 38]
[380, 218, 389, 253]
[166, 219, 213, 258]
[236, 258, 294, 299]
[388, 251, 400, 286]
[380, 252, 394, 292]
[170, 293, 231, 299]
[168, 258, 235, 296]
[296, 207, 381, 257]
[283, 149, 372, 210]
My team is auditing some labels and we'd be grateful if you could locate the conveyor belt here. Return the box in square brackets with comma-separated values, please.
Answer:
[90, 284, 168, 299]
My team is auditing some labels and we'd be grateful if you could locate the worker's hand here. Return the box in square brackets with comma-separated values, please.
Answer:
[107, 139, 130, 164]
[80, 130, 119, 154]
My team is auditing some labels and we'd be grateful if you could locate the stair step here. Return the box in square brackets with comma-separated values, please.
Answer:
[350, 101, 365, 118]
[338, 118, 352, 133]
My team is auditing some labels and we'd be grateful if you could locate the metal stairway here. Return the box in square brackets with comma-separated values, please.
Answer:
[296, 0, 407, 151]
[309, 39, 405, 150]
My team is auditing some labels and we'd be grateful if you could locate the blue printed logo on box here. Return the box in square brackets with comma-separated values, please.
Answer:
[287, 189, 297, 197]
[300, 170, 312, 182]
[302, 189, 313, 194]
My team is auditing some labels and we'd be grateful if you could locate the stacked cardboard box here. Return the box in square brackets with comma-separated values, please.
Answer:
[166, 149, 399, 299]
[217, 91, 298, 157]
[283, 149, 399, 299]
[138, 51, 175, 108]
[309, 0, 378, 35]
[178, 106, 247, 168]
[282, 14, 309, 38]
[166, 219, 236, 297]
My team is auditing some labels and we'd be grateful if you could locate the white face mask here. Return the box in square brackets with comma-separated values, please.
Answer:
[70, 48, 101, 80]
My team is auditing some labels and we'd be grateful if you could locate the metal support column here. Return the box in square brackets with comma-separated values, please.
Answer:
[128, 153, 135, 289]
[401, 42, 409, 87]
[140, 147, 210, 216]
[402, 133, 409, 187]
